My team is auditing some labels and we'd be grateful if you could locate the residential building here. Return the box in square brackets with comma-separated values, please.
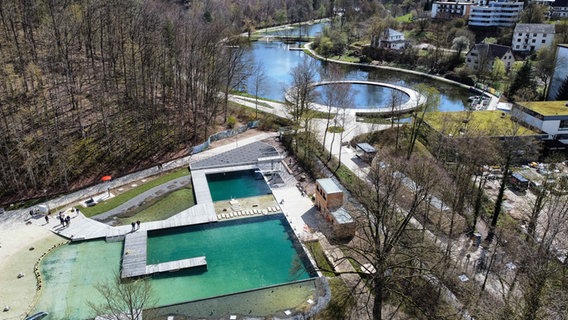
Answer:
[512, 101, 568, 144]
[512, 23, 556, 52]
[314, 178, 355, 239]
[551, 0, 568, 18]
[468, 0, 524, 27]
[548, 44, 568, 100]
[376, 28, 406, 50]
[465, 43, 516, 73]
[431, 0, 476, 19]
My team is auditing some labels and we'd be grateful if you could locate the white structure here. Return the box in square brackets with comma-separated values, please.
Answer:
[548, 44, 568, 100]
[551, 0, 568, 18]
[468, 0, 524, 27]
[431, 1, 476, 19]
[465, 43, 515, 73]
[512, 24, 556, 52]
[377, 28, 406, 50]
[512, 101, 568, 143]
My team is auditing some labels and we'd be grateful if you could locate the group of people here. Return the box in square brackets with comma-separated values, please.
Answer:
[57, 212, 71, 227]
[131, 220, 141, 231]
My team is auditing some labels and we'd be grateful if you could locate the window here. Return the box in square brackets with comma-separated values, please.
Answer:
[516, 45, 520, 48]
[532, 39, 536, 43]
[542, 39, 546, 43]
[560, 120, 568, 131]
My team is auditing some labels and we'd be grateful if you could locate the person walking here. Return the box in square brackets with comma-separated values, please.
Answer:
[44, 215, 49, 224]
[131, 222, 136, 231]
[136, 220, 141, 229]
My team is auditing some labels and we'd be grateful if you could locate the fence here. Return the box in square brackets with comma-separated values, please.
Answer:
[189, 120, 260, 155]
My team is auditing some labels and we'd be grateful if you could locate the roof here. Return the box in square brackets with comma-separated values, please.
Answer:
[469, 43, 512, 60]
[317, 178, 342, 194]
[385, 28, 404, 38]
[516, 101, 568, 116]
[331, 207, 354, 224]
[514, 23, 555, 34]
[191, 141, 279, 170]
[423, 111, 538, 137]
[356, 142, 377, 153]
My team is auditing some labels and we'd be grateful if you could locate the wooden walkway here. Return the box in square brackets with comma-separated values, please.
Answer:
[121, 230, 207, 279]
[121, 231, 148, 278]
[146, 256, 207, 274]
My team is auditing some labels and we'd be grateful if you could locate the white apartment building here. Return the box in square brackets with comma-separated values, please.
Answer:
[431, 1, 476, 19]
[551, 0, 568, 18]
[468, 0, 524, 27]
[512, 24, 556, 52]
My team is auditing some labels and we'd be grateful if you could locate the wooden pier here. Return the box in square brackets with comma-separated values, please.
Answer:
[121, 231, 207, 279]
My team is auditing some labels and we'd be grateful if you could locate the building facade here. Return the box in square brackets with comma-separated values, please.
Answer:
[512, 23, 556, 52]
[551, 0, 568, 18]
[378, 28, 406, 50]
[431, 1, 475, 19]
[314, 178, 355, 239]
[548, 44, 568, 100]
[465, 43, 515, 73]
[512, 101, 568, 143]
[468, 0, 524, 27]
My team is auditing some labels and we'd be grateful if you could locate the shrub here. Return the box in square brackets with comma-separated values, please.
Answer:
[227, 115, 237, 129]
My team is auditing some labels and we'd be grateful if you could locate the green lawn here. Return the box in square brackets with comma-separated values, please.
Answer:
[327, 126, 344, 133]
[423, 111, 538, 137]
[78, 169, 190, 217]
[117, 187, 195, 225]
[396, 13, 413, 23]
[305, 241, 336, 277]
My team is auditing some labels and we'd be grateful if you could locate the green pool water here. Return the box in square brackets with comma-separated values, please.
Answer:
[207, 169, 272, 201]
[34, 215, 315, 319]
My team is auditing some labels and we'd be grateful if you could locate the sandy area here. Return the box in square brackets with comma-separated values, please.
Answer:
[0, 221, 67, 320]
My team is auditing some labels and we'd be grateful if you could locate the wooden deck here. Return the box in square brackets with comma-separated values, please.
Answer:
[146, 256, 207, 274]
[121, 231, 148, 278]
[121, 231, 207, 279]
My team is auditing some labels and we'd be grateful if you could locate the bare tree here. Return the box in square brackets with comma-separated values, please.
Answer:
[88, 274, 157, 320]
[343, 152, 443, 319]
[252, 61, 266, 120]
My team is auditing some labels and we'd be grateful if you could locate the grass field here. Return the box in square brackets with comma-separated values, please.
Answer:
[117, 187, 195, 225]
[78, 169, 190, 217]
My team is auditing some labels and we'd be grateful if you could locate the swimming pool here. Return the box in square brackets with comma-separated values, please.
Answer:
[34, 215, 316, 319]
[206, 169, 272, 201]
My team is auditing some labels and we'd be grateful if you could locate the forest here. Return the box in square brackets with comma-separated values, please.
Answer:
[0, 0, 331, 204]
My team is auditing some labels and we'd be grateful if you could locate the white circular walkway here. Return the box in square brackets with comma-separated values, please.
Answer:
[286, 80, 427, 116]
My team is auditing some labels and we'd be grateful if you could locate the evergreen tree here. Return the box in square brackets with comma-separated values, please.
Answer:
[556, 75, 568, 101]
[509, 60, 534, 99]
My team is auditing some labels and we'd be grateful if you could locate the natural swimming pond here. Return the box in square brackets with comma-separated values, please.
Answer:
[206, 169, 272, 201]
[34, 215, 314, 319]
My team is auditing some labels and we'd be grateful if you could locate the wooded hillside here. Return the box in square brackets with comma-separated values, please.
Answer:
[0, 0, 244, 204]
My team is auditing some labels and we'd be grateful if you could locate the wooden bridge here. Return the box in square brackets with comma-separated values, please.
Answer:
[121, 230, 207, 279]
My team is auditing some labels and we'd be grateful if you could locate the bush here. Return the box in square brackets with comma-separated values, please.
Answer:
[227, 115, 237, 129]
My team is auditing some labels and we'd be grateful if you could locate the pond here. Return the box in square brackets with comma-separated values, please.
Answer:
[244, 25, 469, 113]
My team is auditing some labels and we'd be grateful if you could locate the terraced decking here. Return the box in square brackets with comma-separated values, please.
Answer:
[52, 201, 217, 241]
[121, 230, 207, 279]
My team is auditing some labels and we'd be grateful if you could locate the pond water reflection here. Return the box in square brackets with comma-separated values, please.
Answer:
[244, 34, 469, 112]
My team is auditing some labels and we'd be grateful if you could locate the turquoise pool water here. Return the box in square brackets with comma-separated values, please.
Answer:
[207, 169, 272, 201]
[148, 215, 315, 304]
[34, 215, 315, 319]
